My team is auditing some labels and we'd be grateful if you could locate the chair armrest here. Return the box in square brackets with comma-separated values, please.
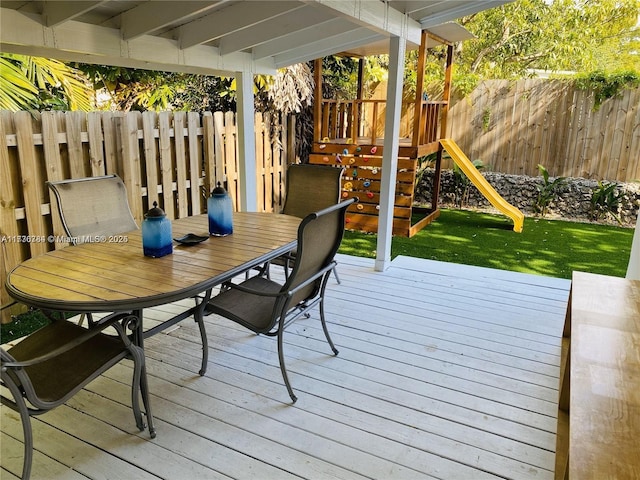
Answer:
[1, 312, 138, 369]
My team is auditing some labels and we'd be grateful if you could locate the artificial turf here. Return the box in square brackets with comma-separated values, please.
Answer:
[339, 208, 634, 279]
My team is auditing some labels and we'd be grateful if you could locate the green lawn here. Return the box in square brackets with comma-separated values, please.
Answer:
[339, 208, 634, 279]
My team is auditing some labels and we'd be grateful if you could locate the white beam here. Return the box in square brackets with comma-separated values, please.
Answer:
[179, 1, 301, 49]
[235, 71, 258, 212]
[627, 214, 640, 280]
[0, 8, 276, 76]
[273, 28, 383, 68]
[121, 1, 219, 41]
[220, 5, 333, 56]
[419, 1, 510, 28]
[252, 17, 353, 60]
[308, 0, 422, 45]
[42, 1, 106, 27]
[375, 35, 406, 272]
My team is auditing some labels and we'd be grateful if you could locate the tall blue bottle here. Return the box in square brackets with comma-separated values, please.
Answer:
[208, 182, 233, 236]
[142, 201, 173, 257]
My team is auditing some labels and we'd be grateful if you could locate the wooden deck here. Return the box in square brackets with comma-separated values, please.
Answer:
[1, 254, 571, 480]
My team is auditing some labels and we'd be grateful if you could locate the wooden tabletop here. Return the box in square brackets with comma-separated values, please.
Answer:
[6, 212, 300, 313]
[569, 271, 640, 479]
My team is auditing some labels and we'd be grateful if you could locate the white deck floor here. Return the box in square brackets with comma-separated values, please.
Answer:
[1, 254, 571, 480]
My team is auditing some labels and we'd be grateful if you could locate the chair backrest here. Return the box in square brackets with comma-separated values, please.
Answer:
[283, 197, 356, 307]
[282, 164, 344, 218]
[47, 175, 138, 244]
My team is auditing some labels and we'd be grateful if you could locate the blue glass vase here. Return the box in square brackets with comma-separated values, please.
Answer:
[142, 202, 173, 257]
[208, 182, 233, 236]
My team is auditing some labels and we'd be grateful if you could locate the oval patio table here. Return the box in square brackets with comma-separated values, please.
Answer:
[6, 212, 301, 375]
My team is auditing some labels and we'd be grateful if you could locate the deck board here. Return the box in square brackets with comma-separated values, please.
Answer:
[1, 254, 571, 479]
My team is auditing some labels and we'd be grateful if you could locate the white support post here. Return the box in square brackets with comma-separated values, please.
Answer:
[375, 35, 406, 272]
[627, 213, 640, 280]
[235, 70, 257, 212]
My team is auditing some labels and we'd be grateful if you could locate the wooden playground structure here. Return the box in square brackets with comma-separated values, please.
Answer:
[309, 29, 455, 237]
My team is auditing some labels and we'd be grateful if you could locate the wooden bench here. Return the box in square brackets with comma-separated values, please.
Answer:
[555, 271, 640, 479]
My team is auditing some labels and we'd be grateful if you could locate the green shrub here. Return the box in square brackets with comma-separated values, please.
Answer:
[590, 181, 622, 224]
[534, 164, 566, 217]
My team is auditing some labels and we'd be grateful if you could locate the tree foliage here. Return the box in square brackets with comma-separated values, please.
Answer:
[457, 0, 640, 79]
[0, 53, 93, 111]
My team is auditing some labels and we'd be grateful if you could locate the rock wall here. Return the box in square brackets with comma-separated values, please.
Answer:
[415, 169, 640, 226]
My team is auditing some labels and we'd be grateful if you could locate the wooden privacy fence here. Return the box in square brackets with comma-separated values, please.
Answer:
[447, 79, 640, 181]
[1, 110, 293, 321]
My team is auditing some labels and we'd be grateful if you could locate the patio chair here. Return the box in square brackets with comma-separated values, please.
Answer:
[47, 175, 210, 375]
[263, 164, 345, 282]
[47, 175, 139, 327]
[205, 197, 356, 403]
[0, 313, 155, 480]
[47, 174, 138, 244]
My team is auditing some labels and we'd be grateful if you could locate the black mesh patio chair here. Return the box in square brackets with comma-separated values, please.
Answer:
[206, 197, 357, 403]
[262, 164, 345, 283]
[0, 313, 155, 480]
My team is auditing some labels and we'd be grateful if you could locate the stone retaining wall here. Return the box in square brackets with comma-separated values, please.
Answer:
[415, 169, 640, 226]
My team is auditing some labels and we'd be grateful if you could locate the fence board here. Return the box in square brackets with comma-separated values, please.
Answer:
[1, 110, 292, 322]
[14, 112, 48, 258]
[142, 111, 160, 208]
[0, 112, 22, 314]
[65, 112, 86, 178]
[41, 112, 68, 249]
[87, 112, 105, 176]
[449, 80, 640, 180]
[174, 112, 188, 218]
[157, 112, 175, 220]
[187, 112, 202, 215]
[628, 90, 640, 182]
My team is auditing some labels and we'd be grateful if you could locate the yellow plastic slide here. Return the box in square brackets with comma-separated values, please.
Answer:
[440, 138, 524, 233]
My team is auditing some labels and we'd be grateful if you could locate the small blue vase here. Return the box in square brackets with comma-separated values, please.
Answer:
[208, 182, 233, 236]
[142, 202, 173, 257]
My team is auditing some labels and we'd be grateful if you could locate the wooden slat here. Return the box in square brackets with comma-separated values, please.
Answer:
[115, 113, 144, 223]
[87, 112, 105, 175]
[224, 111, 238, 202]
[0, 256, 571, 479]
[567, 272, 640, 479]
[202, 112, 216, 196]
[157, 112, 175, 219]
[14, 112, 48, 258]
[101, 112, 121, 175]
[41, 112, 68, 250]
[142, 111, 160, 208]
[187, 112, 202, 215]
[0, 112, 23, 319]
[174, 112, 188, 219]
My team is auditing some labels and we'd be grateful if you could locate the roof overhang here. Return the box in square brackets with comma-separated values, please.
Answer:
[1, 1, 509, 76]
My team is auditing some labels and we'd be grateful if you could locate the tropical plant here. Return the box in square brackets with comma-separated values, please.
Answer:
[534, 164, 566, 217]
[452, 159, 487, 207]
[0, 53, 93, 111]
[77, 65, 190, 111]
[590, 181, 622, 224]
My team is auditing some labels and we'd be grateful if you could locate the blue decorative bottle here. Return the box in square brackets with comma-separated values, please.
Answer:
[142, 201, 173, 257]
[208, 182, 233, 236]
